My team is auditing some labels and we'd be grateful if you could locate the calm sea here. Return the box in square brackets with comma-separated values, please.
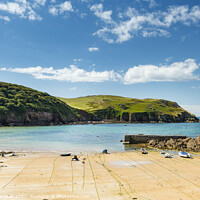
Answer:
[0, 123, 199, 153]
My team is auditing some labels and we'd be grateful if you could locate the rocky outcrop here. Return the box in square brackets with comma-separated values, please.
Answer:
[93, 106, 118, 120]
[0, 111, 79, 126]
[121, 111, 199, 123]
[148, 136, 200, 152]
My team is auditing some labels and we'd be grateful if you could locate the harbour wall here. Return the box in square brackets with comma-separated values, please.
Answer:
[124, 134, 187, 144]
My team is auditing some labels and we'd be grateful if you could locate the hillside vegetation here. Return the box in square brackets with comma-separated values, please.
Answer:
[59, 95, 199, 123]
[0, 82, 79, 126]
[59, 95, 183, 115]
[0, 81, 198, 126]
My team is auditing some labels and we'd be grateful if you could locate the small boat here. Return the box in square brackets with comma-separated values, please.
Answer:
[164, 153, 171, 158]
[140, 148, 148, 154]
[179, 151, 191, 158]
[160, 152, 171, 158]
[160, 151, 166, 155]
[60, 152, 71, 157]
[102, 149, 109, 154]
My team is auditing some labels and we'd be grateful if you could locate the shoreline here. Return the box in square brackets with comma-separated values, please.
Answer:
[0, 120, 199, 128]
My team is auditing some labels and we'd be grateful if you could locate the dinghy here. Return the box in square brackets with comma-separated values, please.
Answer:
[140, 148, 148, 154]
[60, 152, 71, 156]
[179, 151, 191, 158]
[160, 152, 171, 158]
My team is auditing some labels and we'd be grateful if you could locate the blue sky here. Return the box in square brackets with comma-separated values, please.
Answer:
[0, 0, 200, 115]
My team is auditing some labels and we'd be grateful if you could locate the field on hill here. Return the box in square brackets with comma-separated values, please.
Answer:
[59, 95, 186, 116]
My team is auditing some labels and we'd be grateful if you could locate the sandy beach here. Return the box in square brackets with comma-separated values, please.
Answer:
[0, 151, 200, 200]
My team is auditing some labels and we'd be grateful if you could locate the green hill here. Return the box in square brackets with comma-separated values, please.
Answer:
[59, 95, 199, 123]
[0, 82, 80, 126]
[0, 81, 198, 126]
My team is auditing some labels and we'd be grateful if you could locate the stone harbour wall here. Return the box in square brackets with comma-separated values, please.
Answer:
[124, 134, 187, 144]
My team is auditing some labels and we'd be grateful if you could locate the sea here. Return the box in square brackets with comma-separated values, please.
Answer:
[0, 123, 200, 153]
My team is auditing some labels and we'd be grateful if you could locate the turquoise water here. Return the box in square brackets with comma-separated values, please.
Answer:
[0, 123, 200, 152]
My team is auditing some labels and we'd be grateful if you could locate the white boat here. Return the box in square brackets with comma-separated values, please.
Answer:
[179, 151, 191, 158]
[140, 148, 148, 154]
[160, 151, 171, 158]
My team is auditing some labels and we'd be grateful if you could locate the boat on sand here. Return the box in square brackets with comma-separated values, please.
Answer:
[60, 152, 71, 156]
[160, 151, 171, 158]
[140, 148, 148, 154]
[179, 151, 191, 158]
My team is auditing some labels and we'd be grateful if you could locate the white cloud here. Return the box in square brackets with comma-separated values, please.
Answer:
[136, 0, 157, 8]
[163, 5, 200, 27]
[90, 4, 112, 23]
[0, 15, 10, 21]
[49, 6, 58, 16]
[0, 59, 199, 84]
[0, 65, 120, 83]
[181, 105, 200, 117]
[33, 0, 46, 6]
[165, 57, 172, 62]
[60, 1, 73, 13]
[123, 59, 199, 84]
[142, 29, 170, 37]
[0, 1, 42, 21]
[49, 1, 73, 16]
[88, 47, 99, 52]
[91, 5, 200, 43]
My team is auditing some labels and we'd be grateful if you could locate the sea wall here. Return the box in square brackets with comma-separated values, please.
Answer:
[124, 134, 187, 144]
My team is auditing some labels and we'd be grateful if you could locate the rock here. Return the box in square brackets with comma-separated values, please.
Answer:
[166, 138, 175, 147]
[196, 136, 200, 145]
[149, 139, 157, 146]
[187, 139, 199, 151]
[182, 137, 191, 143]
[157, 141, 166, 149]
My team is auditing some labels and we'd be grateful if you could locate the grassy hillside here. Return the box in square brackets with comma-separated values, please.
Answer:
[0, 82, 78, 125]
[59, 95, 186, 116]
[59, 95, 199, 123]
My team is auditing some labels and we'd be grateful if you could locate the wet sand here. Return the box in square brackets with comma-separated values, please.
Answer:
[0, 151, 200, 200]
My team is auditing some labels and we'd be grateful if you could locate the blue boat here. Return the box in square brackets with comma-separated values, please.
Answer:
[179, 151, 191, 158]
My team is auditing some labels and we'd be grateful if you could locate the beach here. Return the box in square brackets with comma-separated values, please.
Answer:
[0, 151, 200, 200]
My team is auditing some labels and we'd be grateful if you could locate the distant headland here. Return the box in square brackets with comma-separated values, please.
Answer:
[0, 81, 199, 126]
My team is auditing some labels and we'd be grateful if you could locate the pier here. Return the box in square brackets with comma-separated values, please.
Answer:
[124, 134, 187, 144]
